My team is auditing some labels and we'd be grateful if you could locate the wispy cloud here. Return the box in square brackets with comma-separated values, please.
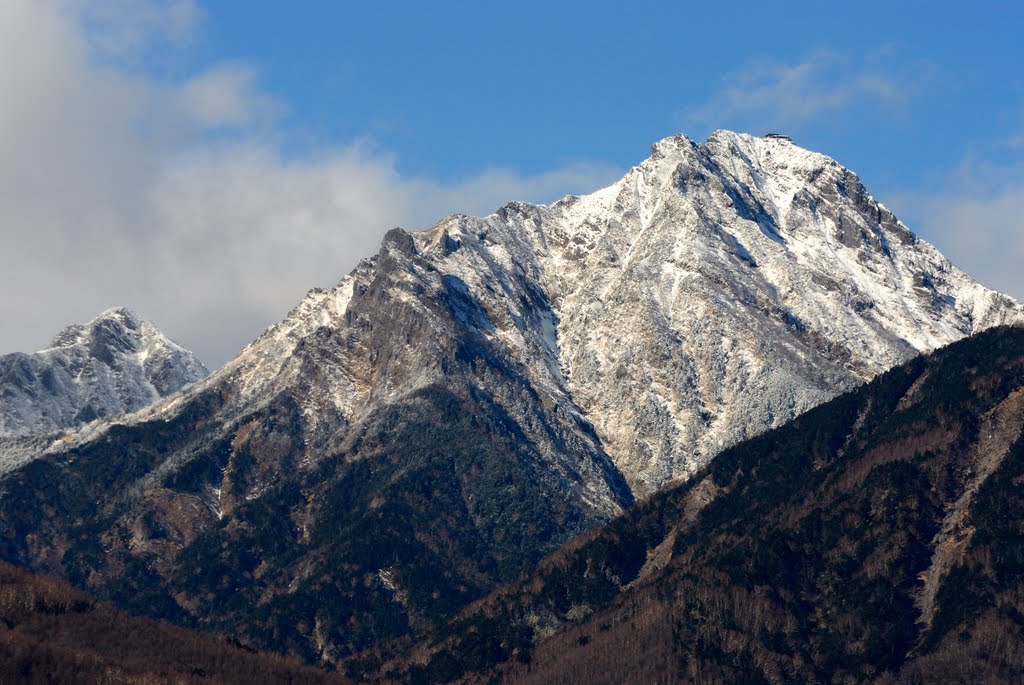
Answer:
[177, 62, 284, 130]
[72, 0, 203, 59]
[683, 51, 925, 135]
[0, 1, 620, 367]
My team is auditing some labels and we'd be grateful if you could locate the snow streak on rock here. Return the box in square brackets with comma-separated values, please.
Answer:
[0, 308, 208, 439]
[385, 130, 1022, 496]
[23, 132, 1024, 502]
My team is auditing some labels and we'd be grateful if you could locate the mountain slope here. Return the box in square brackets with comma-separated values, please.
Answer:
[0, 260, 634, 662]
[396, 325, 1024, 684]
[0, 560, 349, 684]
[492, 130, 1020, 494]
[0, 131, 1020, 664]
[0, 307, 208, 439]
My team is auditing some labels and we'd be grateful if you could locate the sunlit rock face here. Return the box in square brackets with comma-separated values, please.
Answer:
[404, 130, 1022, 495]
[0, 307, 207, 438]
[1, 131, 1020, 661]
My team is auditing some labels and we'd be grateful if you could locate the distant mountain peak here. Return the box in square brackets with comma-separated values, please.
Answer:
[126, 130, 1023, 497]
[2, 133, 1021, 665]
[0, 308, 208, 438]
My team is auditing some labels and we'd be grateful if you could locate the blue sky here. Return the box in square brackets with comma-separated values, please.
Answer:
[194, 2, 1023, 186]
[1, 1, 1022, 366]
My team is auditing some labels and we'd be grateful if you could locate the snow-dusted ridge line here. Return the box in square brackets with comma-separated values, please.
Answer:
[10, 131, 1023, 500]
[415, 130, 1023, 493]
[0, 307, 209, 442]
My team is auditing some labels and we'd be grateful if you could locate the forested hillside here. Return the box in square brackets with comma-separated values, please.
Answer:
[378, 326, 1024, 684]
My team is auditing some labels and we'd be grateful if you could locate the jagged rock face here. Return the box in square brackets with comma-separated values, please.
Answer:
[392, 325, 1024, 685]
[0, 131, 1021, 662]
[409, 131, 1022, 495]
[0, 308, 208, 438]
[140, 131, 1021, 500]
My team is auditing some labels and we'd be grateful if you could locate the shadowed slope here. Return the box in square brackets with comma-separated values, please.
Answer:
[0, 560, 349, 684]
[2, 132, 1021, 667]
[385, 326, 1024, 684]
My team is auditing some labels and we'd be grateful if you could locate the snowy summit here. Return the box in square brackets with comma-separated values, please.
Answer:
[0, 307, 208, 438]
[1, 132, 1022, 663]
[103, 130, 1024, 499]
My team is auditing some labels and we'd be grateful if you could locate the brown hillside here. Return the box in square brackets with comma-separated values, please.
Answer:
[0, 560, 350, 684]
[372, 326, 1024, 684]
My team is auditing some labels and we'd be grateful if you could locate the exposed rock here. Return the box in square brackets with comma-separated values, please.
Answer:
[0, 307, 207, 439]
[1, 131, 1021, 663]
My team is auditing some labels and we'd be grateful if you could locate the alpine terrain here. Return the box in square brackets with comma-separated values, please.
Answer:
[396, 325, 1024, 685]
[0, 559, 351, 684]
[0, 131, 1020, 665]
[0, 307, 208, 439]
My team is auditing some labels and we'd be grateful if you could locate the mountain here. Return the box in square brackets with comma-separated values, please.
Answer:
[0, 559, 349, 684]
[0, 131, 1020, 665]
[390, 325, 1024, 685]
[0, 307, 208, 439]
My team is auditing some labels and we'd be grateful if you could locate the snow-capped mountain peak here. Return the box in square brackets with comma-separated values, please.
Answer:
[0, 308, 208, 438]
[3, 132, 1022, 664]
[113, 131, 1022, 499]
[399, 130, 1024, 493]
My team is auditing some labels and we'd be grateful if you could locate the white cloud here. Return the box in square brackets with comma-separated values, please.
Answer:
[71, 0, 203, 59]
[0, 0, 619, 367]
[178, 62, 283, 129]
[684, 52, 920, 135]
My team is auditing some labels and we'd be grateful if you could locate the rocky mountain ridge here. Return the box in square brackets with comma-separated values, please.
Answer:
[388, 325, 1024, 684]
[0, 131, 1021, 664]
[0, 307, 208, 440]
[117, 129, 1022, 497]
